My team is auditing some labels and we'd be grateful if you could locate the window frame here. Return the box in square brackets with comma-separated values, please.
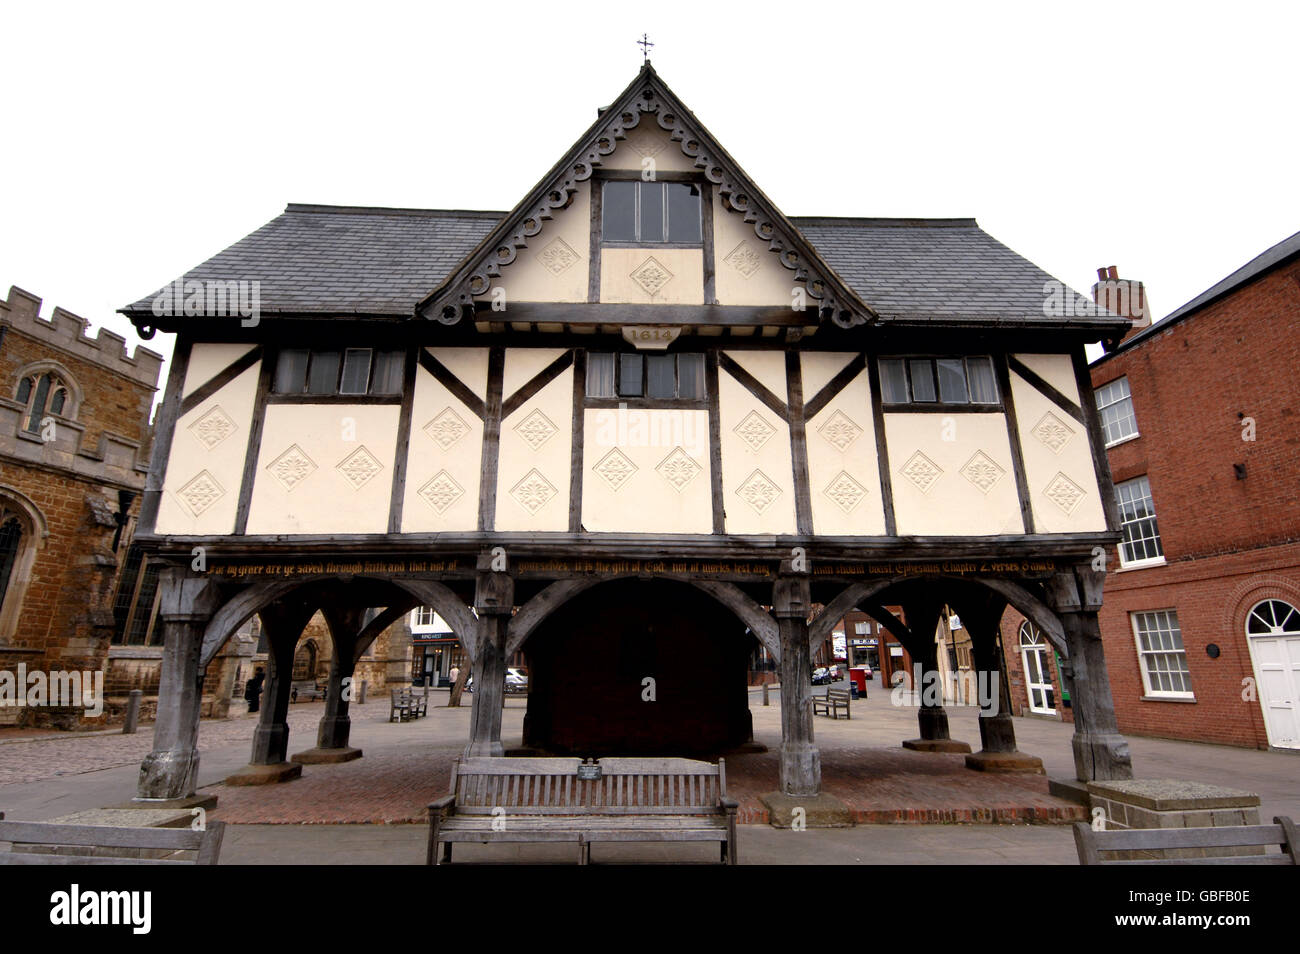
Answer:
[1130, 609, 1194, 700]
[1114, 474, 1166, 569]
[1095, 375, 1139, 447]
[269, 346, 406, 404]
[877, 355, 1002, 410]
[599, 176, 704, 248]
[584, 350, 709, 407]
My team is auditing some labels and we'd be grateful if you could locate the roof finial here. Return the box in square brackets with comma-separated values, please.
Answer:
[638, 33, 654, 64]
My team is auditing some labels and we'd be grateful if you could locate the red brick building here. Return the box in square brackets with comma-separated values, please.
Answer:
[1010, 233, 1300, 750]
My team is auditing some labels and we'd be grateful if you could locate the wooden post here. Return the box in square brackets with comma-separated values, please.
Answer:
[1048, 567, 1134, 782]
[249, 603, 311, 764]
[466, 554, 513, 758]
[135, 570, 219, 801]
[317, 618, 361, 751]
[774, 567, 819, 796]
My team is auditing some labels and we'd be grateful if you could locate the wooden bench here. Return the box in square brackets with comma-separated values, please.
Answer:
[1073, 816, 1297, 865]
[409, 687, 429, 719]
[812, 687, 851, 719]
[290, 680, 327, 702]
[0, 812, 225, 865]
[427, 757, 739, 865]
[390, 688, 413, 722]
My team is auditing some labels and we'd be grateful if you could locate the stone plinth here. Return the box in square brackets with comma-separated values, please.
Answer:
[759, 792, 853, 829]
[291, 746, 362, 764]
[47, 808, 196, 828]
[903, 738, 972, 753]
[1088, 779, 1263, 861]
[225, 762, 303, 786]
[965, 750, 1044, 773]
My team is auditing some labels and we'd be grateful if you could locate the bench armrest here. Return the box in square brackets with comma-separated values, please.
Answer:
[719, 797, 739, 814]
[428, 794, 456, 819]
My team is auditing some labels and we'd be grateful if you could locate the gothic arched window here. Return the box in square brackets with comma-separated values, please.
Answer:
[14, 368, 76, 434]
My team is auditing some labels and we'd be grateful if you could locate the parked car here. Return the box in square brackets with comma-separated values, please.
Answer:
[505, 668, 529, 694]
[811, 667, 831, 685]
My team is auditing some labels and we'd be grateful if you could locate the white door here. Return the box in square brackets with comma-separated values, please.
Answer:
[1018, 622, 1056, 715]
[1247, 600, 1300, 748]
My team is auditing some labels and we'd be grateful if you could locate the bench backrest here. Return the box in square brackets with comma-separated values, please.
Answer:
[0, 817, 226, 865]
[451, 757, 727, 815]
[1073, 817, 1297, 865]
[826, 688, 850, 699]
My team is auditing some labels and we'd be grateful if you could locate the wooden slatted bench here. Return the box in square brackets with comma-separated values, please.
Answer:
[812, 687, 851, 719]
[409, 688, 429, 719]
[390, 688, 413, 722]
[290, 680, 327, 702]
[1073, 816, 1297, 865]
[427, 757, 739, 865]
[0, 812, 226, 865]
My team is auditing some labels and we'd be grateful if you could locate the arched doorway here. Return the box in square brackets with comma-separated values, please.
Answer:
[1246, 599, 1300, 748]
[1017, 621, 1056, 716]
[520, 578, 755, 756]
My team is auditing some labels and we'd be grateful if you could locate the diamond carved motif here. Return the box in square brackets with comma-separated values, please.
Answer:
[593, 448, 638, 492]
[267, 444, 317, 492]
[177, 470, 225, 517]
[336, 446, 384, 491]
[424, 407, 470, 451]
[733, 410, 776, 452]
[418, 470, 465, 514]
[510, 468, 557, 515]
[626, 131, 664, 157]
[736, 469, 782, 515]
[823, 471, 868, 514]
[188, 405, 236, 449]
[536, 237, 579, 275]
[630, 257, 673, 298]
[899, 451, 943, 494]
[959, 450, 1005, 494]
[1043, 472, 1086, 515]
[513, 408, 558, 451]
[655, 446, 703, 492]
[723, 240, 762, 278]
[1031, 411, 1075, 454]
[817, 409, 863, 452]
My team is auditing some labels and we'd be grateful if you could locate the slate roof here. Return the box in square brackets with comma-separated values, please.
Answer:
[123, 203, 1109, 327]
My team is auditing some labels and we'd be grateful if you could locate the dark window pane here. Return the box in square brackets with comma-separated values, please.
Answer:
[646, 354, 675, 398]
[26, 373, 51, 431]
[666, 183, 702, 243]
[936, 358, 968, 403]
[967, 357, 998, 403]
[275, 349, 309, 393]
[909, 359, 936, 402]
[880, 359, 908, 403]
[587, 353, 615, 397]
[677, 354, 705, 399]
[0, 517, 22, 611]
[369, 350, 405, 394]
[16, 377, 31, 404]
[603, 181, 636, 242]
[640, 182, 664, 243]
[618, 354, 643, 396]
[307, 351, 341, 394]
[340, 348, 372, 395]
[50, 389, 66, 415]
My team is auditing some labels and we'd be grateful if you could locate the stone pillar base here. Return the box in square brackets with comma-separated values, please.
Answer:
[137, 749, 200, 801]
[965, 750, 1045, 773]
[291, 746, 363, 764]
[779, 742, 821, 797]
[760, 792, 853, 828]
[903, 738, 972, 754]
[118, 793, 218, 812]
[464, 739, 505, 758]
[1088, 780, 1262, 860]
[1073, 732, 1134, 782]
[224, 762, 303, 786]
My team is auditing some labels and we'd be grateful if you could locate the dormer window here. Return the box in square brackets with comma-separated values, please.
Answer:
[602, 181, 702, 245]
[273, 348, 404, 396]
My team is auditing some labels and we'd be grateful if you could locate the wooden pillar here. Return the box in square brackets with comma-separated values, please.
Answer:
[896, 599, 971, 753]
[466, 554, 513, 758]
[135, 570, 220, 802]
[250, 633, 297, 764]
[1048, 567, 1134, 781]
[774, 569, 819, 796]
[316, 605, 363, 751]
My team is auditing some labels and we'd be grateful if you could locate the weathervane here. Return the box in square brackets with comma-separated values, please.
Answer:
[638, 33, 654, 64]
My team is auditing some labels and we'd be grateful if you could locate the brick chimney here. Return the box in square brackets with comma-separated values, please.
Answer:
[1093, 266, 1152, 351]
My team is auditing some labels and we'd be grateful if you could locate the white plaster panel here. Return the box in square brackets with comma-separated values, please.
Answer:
[581, 408, 712, 533]
[1009, 370, 1107, 533]
[400, 365, 484, 532]
[182, 343, 257, 398]
[1013, 353, 1081, 402]
[430, 347, 490, 401]
[718, 370, 796, 534]
[600, 248, 704, 305]
[494, 368, 572, 531]
[885, 412, 1024, 536]
[806, 369, 886, 535]
[602, 122, 698, 173]
[713, 191, 801, 307]
[245, 404, 400, 534]
[157, 362, 261, 535]
[801, 352, 859, 405]
[477, 185, 590, 304]
[724, 350, 788, 400]
[503, 348, 567, 399]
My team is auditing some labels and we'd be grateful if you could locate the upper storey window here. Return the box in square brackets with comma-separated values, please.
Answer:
[587, 352, 705, 400]
[1094, 376, 1138, 446]
[15, 370, 73, 434]
[878, 356, 999, 406]
[602, 181, 702, 245]
[273, 348, 404, 396]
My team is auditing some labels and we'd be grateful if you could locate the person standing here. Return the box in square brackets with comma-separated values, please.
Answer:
[244, 667, 266, 714]
[449, 665, 460, 689]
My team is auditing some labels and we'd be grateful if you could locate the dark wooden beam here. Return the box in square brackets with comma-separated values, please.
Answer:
[865, 355, 897, 536]
[418, 349, 487, 420]
[474, 302, 812, 327]
[138, 337, 191, 535]
[1007, 355, 1085, 423]
[568, 349, 586, 533]
[717, 351, 787, 420]
[501, 350, 574, 421]
[387, 346, 418, 534]
[178, 346, 263, 418]
[995, 352, 1036, 534]
[233, 349, 276, 535]
[786, 350, 812, 535]
[1072, 349, 1122, 533]
[706, 350, 725, 534]
[477, 347, 505, 532]
[803, 352, 866, 421]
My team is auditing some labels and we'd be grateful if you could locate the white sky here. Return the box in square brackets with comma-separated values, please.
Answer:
[3, 1, 1297, 381]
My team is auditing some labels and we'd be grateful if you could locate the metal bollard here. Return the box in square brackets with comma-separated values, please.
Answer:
[358, 680, 368, 705]
[762, 682, 770, 706]
[123, 689, 142, 734]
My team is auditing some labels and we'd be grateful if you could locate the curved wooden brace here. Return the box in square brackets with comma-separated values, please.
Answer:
[505, 574, 779, 661]
[390, 579, 478, 657]
[352, 599, 420, 664]
[809, 579, 897, 649]
[977, 578, 1068, 657]
[200, 581, 299, 668]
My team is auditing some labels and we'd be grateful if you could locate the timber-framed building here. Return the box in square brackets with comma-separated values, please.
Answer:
[121, 65, 1135, 801]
